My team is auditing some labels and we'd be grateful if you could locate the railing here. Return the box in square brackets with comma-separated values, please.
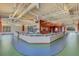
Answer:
[15, 31, 64, 37]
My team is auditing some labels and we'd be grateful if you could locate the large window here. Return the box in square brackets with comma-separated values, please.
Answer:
[3, 26, 11, 32]
[67, 27, 75, 31]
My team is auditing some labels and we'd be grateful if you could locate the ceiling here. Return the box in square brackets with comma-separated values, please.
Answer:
[0, 3, 79, 26]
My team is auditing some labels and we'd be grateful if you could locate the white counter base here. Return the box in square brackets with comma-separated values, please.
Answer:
[15, 32, 64, 44]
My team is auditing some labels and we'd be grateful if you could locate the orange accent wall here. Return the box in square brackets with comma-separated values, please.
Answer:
[40, 20, 65, 34]
[40, 20, 51, 34]
[0, 16, 2, 32]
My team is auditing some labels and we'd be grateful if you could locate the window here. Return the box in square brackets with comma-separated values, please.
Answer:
[3, 26, 11, 32]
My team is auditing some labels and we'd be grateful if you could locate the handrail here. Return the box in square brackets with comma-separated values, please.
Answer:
[15, 31, 64, 37]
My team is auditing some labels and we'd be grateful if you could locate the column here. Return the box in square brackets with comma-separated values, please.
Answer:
[22, 25, 25, 32]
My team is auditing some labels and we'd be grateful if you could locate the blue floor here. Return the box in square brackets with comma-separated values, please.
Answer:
[12, 35, 66, 56]
[1, 32, 79, 56]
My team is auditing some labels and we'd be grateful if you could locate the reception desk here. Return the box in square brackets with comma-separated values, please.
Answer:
[14, 32, 64, 44]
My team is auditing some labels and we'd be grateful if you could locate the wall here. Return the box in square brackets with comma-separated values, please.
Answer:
[0, 17, 3, 32]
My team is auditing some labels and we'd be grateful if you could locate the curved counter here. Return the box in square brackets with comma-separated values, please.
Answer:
[13, 34, 66, 56]
[14, 32, 65, 44]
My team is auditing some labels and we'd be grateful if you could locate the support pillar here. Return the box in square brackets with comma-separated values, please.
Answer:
[22, 25, 25, 32]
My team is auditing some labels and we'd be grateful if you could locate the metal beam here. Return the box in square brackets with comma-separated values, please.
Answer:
[17, 3, 37, 19]
[12, 3, 23, 17]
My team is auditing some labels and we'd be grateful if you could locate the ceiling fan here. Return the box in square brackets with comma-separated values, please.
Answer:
[8, 15, 21, 23]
